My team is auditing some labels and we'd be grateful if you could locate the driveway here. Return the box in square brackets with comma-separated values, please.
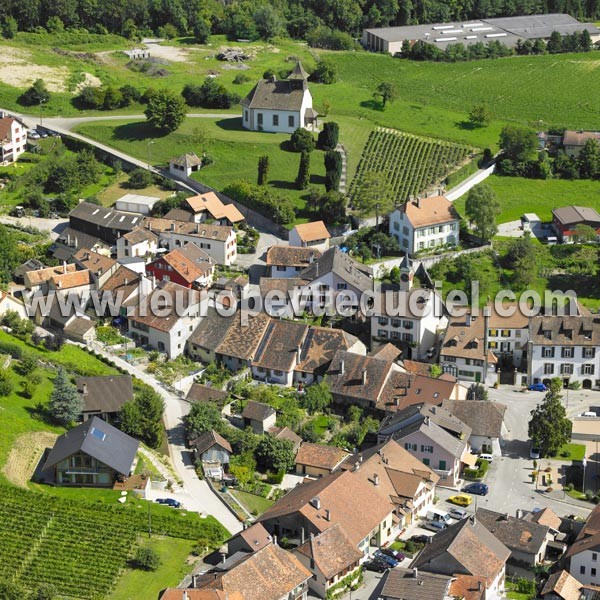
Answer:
[0, 215, 68, 239]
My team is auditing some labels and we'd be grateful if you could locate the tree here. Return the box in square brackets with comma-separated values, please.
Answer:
[317, 121, 339, 151]
[253, 5, 283, 40]
[499, 125, 538, 162]
[578, 139, 600, 179]
[0, 368, 13, 397]
[144, 89, 186, 132]
[468, 383, 488, 401]
[290, 128, 316, 153]
[574, 223, 598, 243]
[20, 78, 50, 106]
[373, 82, 397, 108]
[184, 401, 223, 440]
[469, 103, 491, 128]
[352, 171, 394, 225]
[46, 15, 64, 33]
[310, 60, 337, 84]
[319, 191, 347, 225]
[528, 378, 572, 457]
[127, 168, 154, 189]
[193, 17, 211, 44]
[2, 17, 18, 39]
[49, 368, 83, 426]
[429, 364, 442, 378]
[465, 183, 500, 242]
[134, 547, 161, 571]
[324, 150, 342, 192]
[547, 31, 563, 54]
[301, 381, 332, 414]
[103, 86, 123, 110]
[581, 29, 592, 52]
[255, 436, 295, 473]
[18, 352, 37, 375]
[505, 234, 537, 289]
[257, 155, 269, 186]
[120, 387, 165, 448]
[296, 151, 310, 190]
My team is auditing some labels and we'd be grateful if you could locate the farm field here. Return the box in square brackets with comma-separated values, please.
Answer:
[349, 127, 472, 203]
[453, 175, 600, 224]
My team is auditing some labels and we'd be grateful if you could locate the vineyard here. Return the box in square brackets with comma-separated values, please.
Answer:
[0, 485, 227, 598]
[349, 127, 473, 204]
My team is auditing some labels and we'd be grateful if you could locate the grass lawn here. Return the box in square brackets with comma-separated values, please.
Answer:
[552, 442, 586, 461]
[111, 536, 197, 600]
[454, 175, 600, 224]
[97, 172, 176, 206]
[567, 489, 588, 500]
[310, 415, 332, 436]
[230, 489, 274, 516]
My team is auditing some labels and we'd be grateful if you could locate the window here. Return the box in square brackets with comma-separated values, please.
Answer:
[515, 330, 522, 338]
[337, 283, 347, 290]
[501, 329, 510, 337]
[403, 226, 409, 235]
[378, 317, 388, 325]
[157, 341, 165, 351]
[445, 356, 456, 363]
[593, 553, 598, 561]
[403, 320, 413, 329]
[288, 115, 294, 127]
[584, 347, 596, 359]
[391, 331, 399, 339]
[393, 221, 400, 231]
[420, 445, 433, 453]
[438, 460, 447, 470]
[391, 319, 401, 328]
[584, 364, 595, 375]
[378, 329, 388, 338]
[489, 341, 498, 349]
[593, 568, 597, 577]
[422, 458, 430, 466]
[562, 347, 574, 358]
[257, 113, 263, 126]
[273, 114, 279, 126]
[561, 363, 573, 375]
[581, 566, 586, 575]
[404, 443, 417, 451]
[402, 333, 413, 342]
[542, 347, 555, 358]
[544, 363, 554, 375]
[489, 329, 498, 337]
[244, 110, 248, 122]
[162, 274, 170, 281]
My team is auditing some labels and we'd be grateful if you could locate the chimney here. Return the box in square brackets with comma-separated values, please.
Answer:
[62, 261, 67, 274]
[339, 359, 345, 375]
[425, 416, 430, 426]
[309, 252, 315, 264]
[196, 223, 201, 234]
[374, 473, 379, 486]
[124, 278, 128, 286]
[148, 222, 152, 231]
[97, 267, 103, 276]
[274, 534, 278, 546]
[478, 581, 483, 592]
[299, 529, 303, 544]
[221, 553, 226, 564]
[466, 313, 472, 326]
[325, 509, 331, 521]
[413, 568, 418, 579]
[309, 532, 315, 541]
[171, 222, 176, 231]
[82, 383, 88, 395]
[354, 461, 360, 471]
[415, 196, 421, 209]
[362, 368, 367, 386]
[296, 346, 301, 362]
[311, 497, 321, 510]
[182, 591, 188, 600]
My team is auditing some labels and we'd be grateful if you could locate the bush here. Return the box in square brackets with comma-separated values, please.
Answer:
[307, 25, 355, 50]
[223, 180, 295, 225]
[233, 73, 250, 85]
[133, 547, 160, 571]
[404, 540, 416, 553]
[564, 482, 574, 492]
[127, 168, 154, 189]
[310, 60, 337, 84]
[289, 128, 315, 153]
[182, 79, 240, 109]
[586, 489, 594, 501]
[318, 122, 339, 151]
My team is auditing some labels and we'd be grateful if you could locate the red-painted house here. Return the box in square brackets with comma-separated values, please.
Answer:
[552, 206, 600, 243]
[146, 243, 215, 289]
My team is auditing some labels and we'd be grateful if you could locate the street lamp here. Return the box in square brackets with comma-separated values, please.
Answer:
[147, 140, 155, 170]
[39, 98, 46, 128]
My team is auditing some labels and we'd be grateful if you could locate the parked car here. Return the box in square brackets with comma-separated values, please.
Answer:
[155, 498, 182, 508]
[363, 559, 389, 573]
[463, 483, 489, 496]
[28, 131, 40, 139]
[528, 382, 548, 392]
[423, 520, 447, 532]
[449, 508, 468, 520]
[530, 446, 541, 460]
[411, 534, 432, 544]
[374, 550, 399, 568]
[380, 547, 405, 561]
[448, 494, 472, 507]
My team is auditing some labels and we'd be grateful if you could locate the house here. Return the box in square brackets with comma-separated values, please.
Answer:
[242, 400, 277, 435]
[379, 569, 454, 600]
[190, 430, 232, 468]
[294, 443, 349, 477]
[566, 503, 600, 586]
[294, 524, 363, 598]
[562, 130, 600, 158]
[98, 266, 145, 317]
[183, 192, 245, 227]
[116, 227, 159, 260]
[69, 202, 142, 245]
[241, 61, 317, 133]
[52, 226, 111, 262]
[552, 206, 600, 243]
[258, 469, 395, 555]
[164, 208, 196, 223]
[63, 317, 96, 343]
[195, 543, 311, 600]
[23, 263, 79, 296]
[340, 439, 439, 526]
[0, 291, 28, 320]
[141, 217, 237, 266]
[540, 570, 585, 600]
[226, 522, 273, 556]
[72, 249, 118, 288]
[161, 590, 243, 600]
[377, 402, 476, 487]
[476, 508, 552, 567]
[186, 383, 230, 410]
[169, 152, 203, 178]
[440, 310, 498, 384]
[269, 427, 302, 453]
[441, 400, 507, 456]
[411, 516, 510, 599]
[127, 281, 207, 358]
[448, 575, 486, 600]
[265, 245, 322, 278]
[289, 222, 331, 252]
[527, 313, 600, 389]
[115, 193, 160, 215]
[259, 277, 309, 317]
[123, 48, 149, 59]
[0, 113, 27, 164]
[146, 244, 215, 289]
[389, 195, 460, 256]
[41, 417, 139, 487]
[77, 375, 133, 422]
[13, 259, 46, 285]
[484, 302, 530, 369]
[374, 343, 403, 363]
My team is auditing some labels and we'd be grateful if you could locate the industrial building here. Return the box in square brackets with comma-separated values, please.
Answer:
[363, 13, 600, 53]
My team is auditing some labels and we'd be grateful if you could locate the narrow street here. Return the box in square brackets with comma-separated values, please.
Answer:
[72, 341, 242, 535]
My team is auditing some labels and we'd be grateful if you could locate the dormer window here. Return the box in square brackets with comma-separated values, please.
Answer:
[543, 330, 552, 340]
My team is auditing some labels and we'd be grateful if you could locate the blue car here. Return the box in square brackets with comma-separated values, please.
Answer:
[529, 383, 548, 392]
[463, 483, 489, 496]
[374, 550, 399, 568]
[155, 498, 182, 508]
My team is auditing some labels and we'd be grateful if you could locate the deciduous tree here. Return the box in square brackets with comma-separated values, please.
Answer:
[465, 183, 500, 242]
[301, 381, 332, 414]
[145, 89, 186, 132]
[469, 102, 491, 128]
[255, 436, 295, 473]
[374, 82, 397, 108]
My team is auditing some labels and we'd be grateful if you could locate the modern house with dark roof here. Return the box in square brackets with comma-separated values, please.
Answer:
[242, 400, 277, 435]
[77, 375, 133, 423]
[69, 201, 143, 245]
[552, 206, 600, 243]
[41, 416, 139, 487]
[562, 130, 600, 158]
[241, 61, 317, 133]
[379, 568, 453, 600]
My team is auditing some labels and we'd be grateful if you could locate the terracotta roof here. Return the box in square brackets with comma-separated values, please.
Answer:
[381, 568, 453, 600]
[442, 312, 497, 363]
[24, 263, 77, 287]
[566, 531, 600, 558]
[186, 383, 229, 405]
[160, 588, 240, 600]
[73, 249, 117, 276]
[122, 227, 158, 245]
[441, 400, 506, 438]
[579, 503, 600, 538]
[50, 269, 94, 290]
[164, 208, 195, 222]
[486, 302, 529, 329]
[150, 246, 213, 284]
[0, 116, 17, 142]
[259, 277, 308, 296]
[191, 430, 232, 455]
[233, 522, 272, 553]
[252, 320, 308, 372]
[216, 312, 271, 361]
[397, 196, 460, 228]
[259, 470, 392, 547]
[242, 400, 275, 422]
[295, 523, 362, 580]
[198, 543, 311, 600]
[563, 130, 600, 147]
[291, 221, 330, 243]
[388, 374, 457, 412]
[527, 507, 562, 531]
[99, 266, 140, 305]
[77, 375, 133, 414]
[412, 517, 510, 585]
[530, 314, 600, 346]
[295, 443, 349, 472]
[142, 217, 234, 242]
[189, 307, 235, 352]
[541, 570, 583, 600]
[184, 192, 244, 223]
[64, 317, 95, 337]
[269, 426, 302, 449]
[373, 343, 402, 362]
[296, 326, 360, 375]
[449, 575, 486, 600]
[266, 245, 322, 268]
[402, 359, 431, 376]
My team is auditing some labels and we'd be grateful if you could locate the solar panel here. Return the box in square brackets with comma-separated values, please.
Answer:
[90, 427, 106, 441]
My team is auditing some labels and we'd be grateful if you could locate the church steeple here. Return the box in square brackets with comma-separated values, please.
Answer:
[399, 254, 414, 291]
[288, 61, 308, 90]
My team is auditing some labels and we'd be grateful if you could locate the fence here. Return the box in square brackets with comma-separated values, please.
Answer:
[446, 163, 496, 201]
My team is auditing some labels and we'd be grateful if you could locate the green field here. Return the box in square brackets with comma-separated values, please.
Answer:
[230, 489, 274, 515]
[454, 175, 600, 223]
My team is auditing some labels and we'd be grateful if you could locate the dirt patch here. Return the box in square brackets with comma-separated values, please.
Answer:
[3, 431, 59, 488]
[0, 46, 69, 92]
[76, 72, 103, 91]
[144, 42, 201, 63]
